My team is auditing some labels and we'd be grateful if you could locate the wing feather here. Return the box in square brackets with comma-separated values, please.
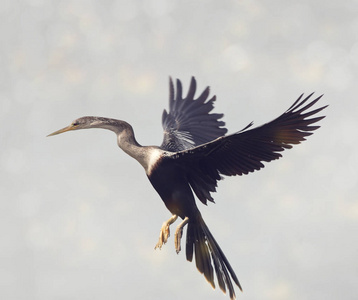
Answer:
[161, 77, 228, 152]
[167, 93, 327, 204]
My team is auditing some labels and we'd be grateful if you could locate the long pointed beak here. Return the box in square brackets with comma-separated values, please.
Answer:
[47, 124, 76, 137]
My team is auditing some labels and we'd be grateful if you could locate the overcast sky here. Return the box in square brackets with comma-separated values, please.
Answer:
[1, 1, 357, 300]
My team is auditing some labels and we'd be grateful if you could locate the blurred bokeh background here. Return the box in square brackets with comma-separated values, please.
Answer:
[1, 1, 357, 299]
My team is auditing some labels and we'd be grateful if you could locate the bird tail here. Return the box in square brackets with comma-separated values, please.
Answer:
[186, 214, 242, 299]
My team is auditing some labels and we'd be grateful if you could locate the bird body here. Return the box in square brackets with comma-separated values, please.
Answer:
[148, 154, 199, 218]
[48, 77, 327, 299]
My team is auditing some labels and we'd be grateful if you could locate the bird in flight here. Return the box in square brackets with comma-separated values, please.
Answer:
[48, 77, 326, 299]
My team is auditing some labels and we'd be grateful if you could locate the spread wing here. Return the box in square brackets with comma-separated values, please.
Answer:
[160, 77, 228, 152]
[167, 93, 327, 205]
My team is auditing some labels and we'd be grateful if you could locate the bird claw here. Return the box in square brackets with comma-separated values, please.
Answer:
[155, 223, 171, 249]
[174, 217, 189, 254]
[174, 226, 183, 253]
[154, 215, 178, 250]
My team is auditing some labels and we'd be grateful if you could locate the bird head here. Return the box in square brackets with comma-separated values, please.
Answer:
[47, 117, 132, 137]
[47, 117, 102, 136]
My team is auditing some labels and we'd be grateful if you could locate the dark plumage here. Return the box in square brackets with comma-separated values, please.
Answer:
[48, 77, 327, 299]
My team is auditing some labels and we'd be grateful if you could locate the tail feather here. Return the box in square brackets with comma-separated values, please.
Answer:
[196, 225, 215, 287]
[186, 215, 242, 299]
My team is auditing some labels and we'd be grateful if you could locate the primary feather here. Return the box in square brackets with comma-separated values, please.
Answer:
[161, 77, 228, 151]
[164, 92, 327, 205]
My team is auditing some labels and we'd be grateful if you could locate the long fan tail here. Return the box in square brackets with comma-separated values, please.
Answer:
[186, 215, 242, 299]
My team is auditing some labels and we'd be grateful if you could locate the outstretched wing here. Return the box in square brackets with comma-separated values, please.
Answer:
[160, 77, 228, 152]
[168, 93, 327, 205]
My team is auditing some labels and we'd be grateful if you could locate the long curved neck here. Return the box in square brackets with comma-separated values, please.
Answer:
[118, 127, 164, 174]
[99, 118, 161, 173]
[89, 117, 140, 155]
[117, 125, 143, 159]
[100, 119, 141, 156]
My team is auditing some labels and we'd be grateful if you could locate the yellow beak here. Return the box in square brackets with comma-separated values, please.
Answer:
[47, 124, 77, 137]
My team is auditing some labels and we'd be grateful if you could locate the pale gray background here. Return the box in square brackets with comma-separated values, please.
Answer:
[1, 1, 357, 299]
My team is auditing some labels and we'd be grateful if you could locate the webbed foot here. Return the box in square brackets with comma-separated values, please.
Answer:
[174, 217, 189, 254]
[155, 214, 178, 249]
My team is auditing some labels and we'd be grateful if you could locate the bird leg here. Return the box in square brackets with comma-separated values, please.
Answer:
[174, 217, 189, 254]
[155, 214, 178, 250]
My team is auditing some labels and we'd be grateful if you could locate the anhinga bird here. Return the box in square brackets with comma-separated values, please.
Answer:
[48, 77, 326, 299]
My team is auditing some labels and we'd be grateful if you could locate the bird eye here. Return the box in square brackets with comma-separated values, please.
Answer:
[72, 121, 79, 126]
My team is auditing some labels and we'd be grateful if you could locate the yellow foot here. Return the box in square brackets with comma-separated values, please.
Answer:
[174, 217, 189, 254]
[154, 215, 178, 250]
